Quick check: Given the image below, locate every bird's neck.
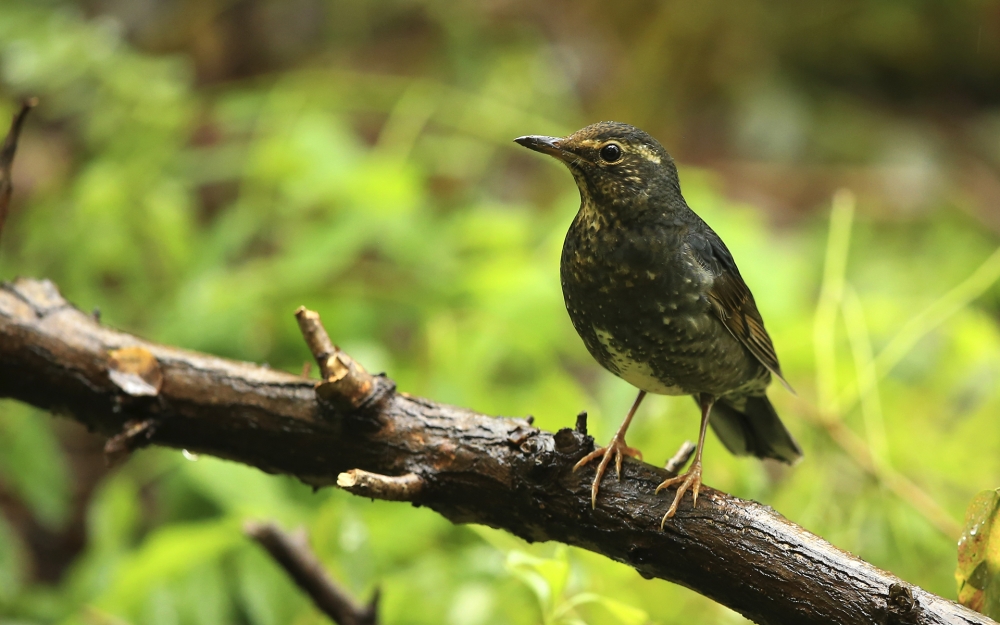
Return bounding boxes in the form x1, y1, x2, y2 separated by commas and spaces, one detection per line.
574, 188, 608, 233
573, 185, 688, 235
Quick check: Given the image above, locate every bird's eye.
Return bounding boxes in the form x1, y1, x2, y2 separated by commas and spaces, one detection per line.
599, 143, 622, 163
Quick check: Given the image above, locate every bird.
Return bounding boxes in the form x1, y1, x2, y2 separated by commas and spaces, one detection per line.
514, 122, 802, 526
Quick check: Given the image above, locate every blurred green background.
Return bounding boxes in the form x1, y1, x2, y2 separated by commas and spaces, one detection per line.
1, 1, 1000, 623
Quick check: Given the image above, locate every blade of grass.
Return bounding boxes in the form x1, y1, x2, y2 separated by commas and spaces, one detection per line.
374, 81, 440, 162
813, 189, 855, 415
797, 400, 962, 540
837, 245, 1000, 413
807, 189, 960, 540
841, 286, 889, 471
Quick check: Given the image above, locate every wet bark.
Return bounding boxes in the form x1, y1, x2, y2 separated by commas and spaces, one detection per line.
0, 277, 991, 625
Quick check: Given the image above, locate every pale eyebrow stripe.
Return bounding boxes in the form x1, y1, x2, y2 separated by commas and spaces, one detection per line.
635, 145, 661, 164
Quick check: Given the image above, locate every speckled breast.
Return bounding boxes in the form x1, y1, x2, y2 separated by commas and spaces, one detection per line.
560, 211, 766, 398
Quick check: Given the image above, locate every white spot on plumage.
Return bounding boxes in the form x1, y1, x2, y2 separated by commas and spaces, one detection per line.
594, 327, 685, 395
686, 316, 705, 333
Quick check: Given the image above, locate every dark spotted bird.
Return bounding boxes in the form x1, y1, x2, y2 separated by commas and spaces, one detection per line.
515, 122, 801, 526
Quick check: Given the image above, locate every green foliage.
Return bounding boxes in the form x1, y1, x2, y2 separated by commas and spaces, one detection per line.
0, 512, 26, 605
957, 490, 1000, 619
0, 404, 71, 530
505, 548, 649, 625
1, 1, 1000, 624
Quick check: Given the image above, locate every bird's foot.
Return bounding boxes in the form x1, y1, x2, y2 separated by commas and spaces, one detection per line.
573, 434, 642, 509
655, 461, 703, 528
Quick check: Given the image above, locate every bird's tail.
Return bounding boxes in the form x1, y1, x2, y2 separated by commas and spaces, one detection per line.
707, 394, 802, 464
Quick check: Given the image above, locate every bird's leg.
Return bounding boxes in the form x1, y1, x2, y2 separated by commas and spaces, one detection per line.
656, 393, 715, 527
573, 390, 646, 508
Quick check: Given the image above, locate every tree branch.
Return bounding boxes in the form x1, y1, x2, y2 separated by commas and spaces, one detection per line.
245, 521, 378, 625
0, 277, 991, 625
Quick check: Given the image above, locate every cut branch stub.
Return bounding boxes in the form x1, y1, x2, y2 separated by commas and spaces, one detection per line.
664, 441, 696, 474
319, 351, 372, 406
337, 469, 424, 502
295, 306, 386, 411
103, 418, 158, 465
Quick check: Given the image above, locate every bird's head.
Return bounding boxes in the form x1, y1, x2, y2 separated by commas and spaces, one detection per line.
515, 121, 681, 211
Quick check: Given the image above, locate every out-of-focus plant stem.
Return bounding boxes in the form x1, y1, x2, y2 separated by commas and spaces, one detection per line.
813, 188, 855, 416
807, 190, 962, 540
838, 245, 1000, 412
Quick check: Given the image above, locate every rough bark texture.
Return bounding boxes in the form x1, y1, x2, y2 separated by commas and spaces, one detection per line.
0, 277, 992, 625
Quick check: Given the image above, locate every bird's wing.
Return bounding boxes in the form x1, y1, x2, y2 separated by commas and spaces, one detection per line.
686, 227, 793, 392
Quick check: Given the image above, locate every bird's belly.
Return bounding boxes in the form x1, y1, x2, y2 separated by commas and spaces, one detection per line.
593, 328, 686, 395
561, 224, 766, 396
564, 274, 762, 396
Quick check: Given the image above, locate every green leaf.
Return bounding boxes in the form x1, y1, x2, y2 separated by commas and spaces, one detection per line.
87, 473, 142, 556
140, 583, 180, 625
0, 512, 26, 604
957, 489, 1000, 617
180, 456, 303, 520
467, 524, 532, 555
0, 402, 71, 529
176, 562, 232, 625
93, 519, 242, 617
60, 472, 143, 607
506, 549, 569, 619
560, 593, 649, 625
236, 545, 307, 625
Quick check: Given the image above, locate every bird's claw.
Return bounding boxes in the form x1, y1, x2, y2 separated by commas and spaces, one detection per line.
573, 435, 642, 508
656, 461, 703, 528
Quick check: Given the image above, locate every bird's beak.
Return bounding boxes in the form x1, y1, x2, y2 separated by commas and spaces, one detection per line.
514, 135, 568, 160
